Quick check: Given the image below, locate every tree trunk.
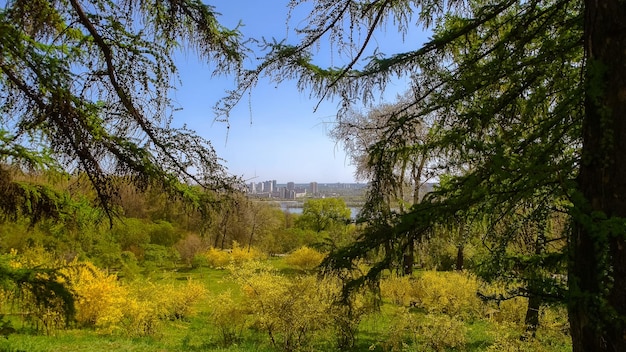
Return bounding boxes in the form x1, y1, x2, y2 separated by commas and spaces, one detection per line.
455, 244, 464, 271
570, 2, 626, 351
402, 237, 414, 276
524, 217, 547, 338
523, 293, 541, 339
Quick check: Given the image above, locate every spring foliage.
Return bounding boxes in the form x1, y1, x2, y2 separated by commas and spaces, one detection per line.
284, 246, 325, 271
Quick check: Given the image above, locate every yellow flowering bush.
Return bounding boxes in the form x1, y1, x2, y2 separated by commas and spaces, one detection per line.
380, 275, 417, 306
230, 241, 265, 264
229, 262, 333, 351
284, 246, 325, 270
62, 261, 127, 333
208, 291, 249, 346
413, 270, 482, 319
204, 247, 231, 268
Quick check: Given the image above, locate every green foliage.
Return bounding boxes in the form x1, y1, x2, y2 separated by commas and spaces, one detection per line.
147, 221, 181, 247
110, 218, 150, 258
208, 291, 248, 346
0, 0, 245, 218
296, 198, 351, 233
0, 250, 75, 334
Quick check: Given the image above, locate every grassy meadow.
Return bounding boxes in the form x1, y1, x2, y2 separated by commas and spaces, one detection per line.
0, 250, 571, 352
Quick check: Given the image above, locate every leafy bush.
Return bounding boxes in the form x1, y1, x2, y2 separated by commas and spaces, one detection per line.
230, 241, 265, 264
285, 246, 325, 270
412, 270, 481, 319
62, 260, 127, 333
208, 291, 248, 346
203, 247, 230, 268
148, 220, 181, 246
231, 262, 332, 351
110, 218, 150, 258
380, 275, 416, 306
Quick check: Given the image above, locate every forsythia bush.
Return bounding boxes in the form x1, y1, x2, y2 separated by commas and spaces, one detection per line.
380, 275, 417, 306
61, 261, 127, 333
204, 247, 231, 268
419, 313, 468, 351
284, 246, 325, 270
226, 261, 373, 351
230, 241, 265, 264
121, 279, 207, 336
384, 308, 467, 352
478, 281, 528, 324
208, 291, 249, 346
161, 279, 207, 320
233, 262, 330, 351
61, 259, 205, 336
412, 270, 482, 319
203, 242, 265, 268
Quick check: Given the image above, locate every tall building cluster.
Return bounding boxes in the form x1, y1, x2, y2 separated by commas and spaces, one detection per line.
247, 179, 368, 199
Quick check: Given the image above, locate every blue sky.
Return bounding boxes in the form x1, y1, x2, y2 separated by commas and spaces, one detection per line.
171, 1, 428, 184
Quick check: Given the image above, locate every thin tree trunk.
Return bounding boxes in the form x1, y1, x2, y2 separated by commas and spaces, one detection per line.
403, 237, 414, 276
455, 244, 464, 271
570, 2, 626, 351
524, 221, 546, 338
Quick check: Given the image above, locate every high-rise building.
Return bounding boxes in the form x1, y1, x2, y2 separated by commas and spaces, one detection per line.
263, 180, 273, 193
287, 182, 295, 191
310, 182, 318, 195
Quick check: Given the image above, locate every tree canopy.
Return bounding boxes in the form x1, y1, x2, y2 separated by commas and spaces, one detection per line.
0, 0, 244, 219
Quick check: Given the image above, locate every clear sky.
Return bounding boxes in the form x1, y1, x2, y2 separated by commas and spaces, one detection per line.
171, 1, 428, 184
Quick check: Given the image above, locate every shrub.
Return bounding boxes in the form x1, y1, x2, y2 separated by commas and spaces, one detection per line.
384, 309, 467, 352
208, 291, 248, 346
148, 220, 181, 246
478, 281, 527, 324
419, 313, 467, 351
412, 270, 481, 319
380, 275, 416, 306
176, 234, 207, 265
62, 261, 128, 333
160, 279, 207, 320
231, 262, 333, 351
230, 241, 265, 264
383, 307, 420, 352
285, 246, 325, 270
204, 247, 231, 268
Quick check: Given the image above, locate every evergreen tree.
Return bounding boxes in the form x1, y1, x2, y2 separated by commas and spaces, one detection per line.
0, 0, 244, 219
